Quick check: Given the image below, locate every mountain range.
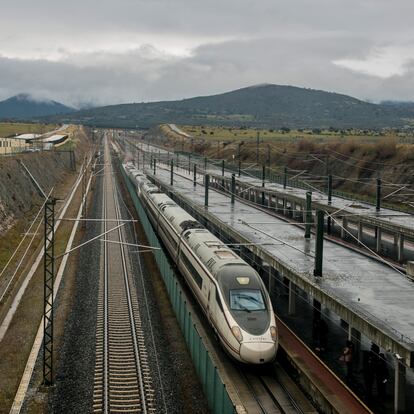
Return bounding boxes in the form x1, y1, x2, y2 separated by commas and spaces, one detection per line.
43, 84, 414, 129
0, 94, 74, 119
4, 85, 414, 129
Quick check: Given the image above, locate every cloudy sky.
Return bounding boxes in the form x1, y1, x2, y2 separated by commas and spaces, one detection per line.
1, 0, 413, 107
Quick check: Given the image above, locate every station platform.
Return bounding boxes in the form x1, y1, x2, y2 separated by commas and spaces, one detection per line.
142, 159, 414, 412
276, 315, 372, 414
139, 144, 414, 265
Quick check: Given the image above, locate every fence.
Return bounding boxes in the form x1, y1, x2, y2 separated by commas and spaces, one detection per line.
120, 162, 236, 414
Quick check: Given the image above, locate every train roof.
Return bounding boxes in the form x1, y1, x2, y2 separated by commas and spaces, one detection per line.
141, 183, 159, 193
162, 204, 201, 235
142, 176, 251, 277
184, 228, 247, 277
148, 192, 176, 207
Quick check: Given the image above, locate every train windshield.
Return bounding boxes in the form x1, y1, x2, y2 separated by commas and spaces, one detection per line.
230, 289, 266, 311
217, 265, 271, 335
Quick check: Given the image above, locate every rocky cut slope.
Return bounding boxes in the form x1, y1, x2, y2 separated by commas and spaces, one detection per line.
0, 151, 75, 235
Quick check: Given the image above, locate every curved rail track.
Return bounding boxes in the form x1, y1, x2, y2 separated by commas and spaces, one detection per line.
93, 139, 155, 414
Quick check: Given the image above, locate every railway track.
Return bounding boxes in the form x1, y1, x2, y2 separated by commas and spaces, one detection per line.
241, 368, 309, 414
93, 138, 155, 414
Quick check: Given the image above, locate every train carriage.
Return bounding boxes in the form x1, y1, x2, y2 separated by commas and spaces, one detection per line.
123, 162, 278, 364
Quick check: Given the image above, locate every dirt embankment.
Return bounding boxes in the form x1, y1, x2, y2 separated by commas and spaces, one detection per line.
0, 127, 89, 237
147, 126, 414, 209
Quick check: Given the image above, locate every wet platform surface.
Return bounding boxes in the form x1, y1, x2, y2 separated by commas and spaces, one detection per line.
149, 164, 414, 355
206, 162, 414, 231
144, 145, 414, 237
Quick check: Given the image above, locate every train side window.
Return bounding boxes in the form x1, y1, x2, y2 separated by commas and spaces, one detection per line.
182, 254, 203, 289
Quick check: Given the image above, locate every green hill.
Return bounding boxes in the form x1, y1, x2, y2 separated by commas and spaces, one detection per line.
44, 84, 414, 129
0, 94, 74, 119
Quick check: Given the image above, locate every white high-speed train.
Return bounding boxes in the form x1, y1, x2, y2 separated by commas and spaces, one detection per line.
123, 162, 278, 364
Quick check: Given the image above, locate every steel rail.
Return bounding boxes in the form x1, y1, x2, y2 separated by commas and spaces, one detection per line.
112, 167, 147, 413
103, 155, 109, 414
94, 136, 154, 414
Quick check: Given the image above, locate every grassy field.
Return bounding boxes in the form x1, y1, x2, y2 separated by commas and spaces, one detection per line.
0, 122, 58, 137
178, 124, 411, 144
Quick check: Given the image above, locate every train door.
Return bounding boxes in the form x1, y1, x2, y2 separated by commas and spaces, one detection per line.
208, 283, 221, 325
208, 283, 227, 341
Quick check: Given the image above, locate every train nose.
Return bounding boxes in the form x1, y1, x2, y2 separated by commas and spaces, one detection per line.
240, 342, 277, 364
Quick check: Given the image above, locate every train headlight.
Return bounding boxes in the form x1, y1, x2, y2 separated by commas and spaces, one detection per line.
270, 326, 278, 342
231, 326, 243, 343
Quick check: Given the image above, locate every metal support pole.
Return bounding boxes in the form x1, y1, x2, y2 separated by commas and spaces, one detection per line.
71, 150, 76, 172
267, 144, 271, 167
283, 166, 287, 189
238, 160, 241, 177
256, 131, 260, 164
288, 280, 296, 315
313, 299, 321, 321
204, 156, 207, 172
150, 155, 153, 169
43, 197, 55, 386
394, 357, 406, 413
221, 159, 225, 187
261, 165, 265, 205
153, 158, 156, 175
327, 174, 332, 234
188, 154, 191, 174
305, 191, 312, 238
231, 174, 235, 204
170, 160, 174, 186
82, 160, 87, 230
328, 174, 332, 205
376, 177, 381, 212
205, 174, 210, 207
193, 164, 197, 187
314, 210, 324, 277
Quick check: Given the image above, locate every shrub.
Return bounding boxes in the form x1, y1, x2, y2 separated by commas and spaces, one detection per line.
296, 139, 315, 152
375, 137, 397, 158
339, 140, 359, 155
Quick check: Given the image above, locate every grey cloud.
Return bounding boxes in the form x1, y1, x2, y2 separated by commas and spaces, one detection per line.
1, 1, 414, 105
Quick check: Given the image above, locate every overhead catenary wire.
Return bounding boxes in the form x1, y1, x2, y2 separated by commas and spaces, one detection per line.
131, 140, 414, 359
113, 161, 169, 413
0, 191, 50, 281
0, 204, 45, 304
324, 210, 406, 278
152, 158, 414, 276
152, 159, 414, 222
